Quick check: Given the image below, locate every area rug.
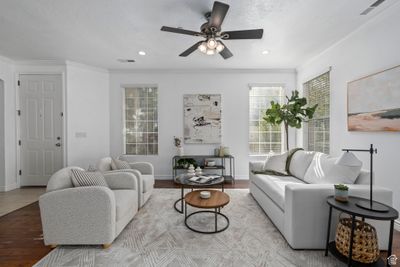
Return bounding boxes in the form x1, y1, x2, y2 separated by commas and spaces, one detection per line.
34, 189, 342, 267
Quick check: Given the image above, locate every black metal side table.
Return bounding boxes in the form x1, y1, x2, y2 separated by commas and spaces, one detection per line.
325, 196, 398, 267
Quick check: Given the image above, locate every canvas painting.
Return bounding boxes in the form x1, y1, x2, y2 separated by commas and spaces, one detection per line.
184, 94, 221, 143
348, 65, 400, 131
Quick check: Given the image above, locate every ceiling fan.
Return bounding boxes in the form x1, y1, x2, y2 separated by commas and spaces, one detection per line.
160, 1, 263, 59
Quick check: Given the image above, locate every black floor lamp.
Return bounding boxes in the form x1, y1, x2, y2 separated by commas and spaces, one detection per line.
336, 144, 389, 212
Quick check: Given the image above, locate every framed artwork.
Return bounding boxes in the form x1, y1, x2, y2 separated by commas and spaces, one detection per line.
183, 94, 221, 143
347, 65, 400, 132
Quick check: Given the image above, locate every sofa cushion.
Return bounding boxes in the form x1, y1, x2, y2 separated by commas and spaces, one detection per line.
251, 174, 304, 210
113, 190, 137, 220
304, 152, 362, 184
70, 169, 108, 188
263, 152, 288, 175
142, 175, 154, 193
288, 150, 316, 180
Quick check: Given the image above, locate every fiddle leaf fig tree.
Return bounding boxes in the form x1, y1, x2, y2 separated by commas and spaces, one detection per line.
263, 90, 318, 151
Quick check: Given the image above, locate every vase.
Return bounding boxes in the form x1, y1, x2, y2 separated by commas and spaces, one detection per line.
177, 147, 184, 156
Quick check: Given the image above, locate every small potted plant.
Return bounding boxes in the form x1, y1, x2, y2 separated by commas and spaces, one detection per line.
334, 184, 349, 202
174, 136, 184, 156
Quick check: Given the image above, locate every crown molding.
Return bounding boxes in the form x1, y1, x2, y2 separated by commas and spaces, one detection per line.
66, 60, 109, 74
108, 68, 296, 74
0, 54, 15, 64
13, 59, 67, 66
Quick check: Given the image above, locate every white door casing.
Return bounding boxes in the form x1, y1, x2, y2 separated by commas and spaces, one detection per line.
19, 74, 63, 186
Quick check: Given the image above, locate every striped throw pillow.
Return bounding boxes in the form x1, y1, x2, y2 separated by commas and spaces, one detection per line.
70, 169, 108, 187
112, 158, 131, 170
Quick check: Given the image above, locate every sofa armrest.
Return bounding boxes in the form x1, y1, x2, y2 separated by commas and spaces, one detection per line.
249, 161, 264, 173
103, 171, 138, 190
39, 186, 116, 245
284, 183, 392, 249
128, 162, 154, 175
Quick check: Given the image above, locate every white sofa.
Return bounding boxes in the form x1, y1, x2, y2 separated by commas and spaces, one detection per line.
96, 157, 154, 208
39, 167, 138, 247
249, 150, 393, 250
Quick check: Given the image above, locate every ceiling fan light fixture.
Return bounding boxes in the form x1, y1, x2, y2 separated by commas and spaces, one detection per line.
198, 42, 207, 53
207, 38, 218, 49
216, 42, 224, 52
206, 48, 216, 55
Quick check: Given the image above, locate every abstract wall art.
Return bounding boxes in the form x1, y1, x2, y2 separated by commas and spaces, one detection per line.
183, 94, 221, 143
347, 65, 400, 132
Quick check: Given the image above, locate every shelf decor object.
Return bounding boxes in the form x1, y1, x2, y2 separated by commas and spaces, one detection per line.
336, 144, 388, 212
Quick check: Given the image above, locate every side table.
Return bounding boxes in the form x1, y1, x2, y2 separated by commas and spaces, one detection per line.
325, 196, 398, 267
174, 174, 224, 213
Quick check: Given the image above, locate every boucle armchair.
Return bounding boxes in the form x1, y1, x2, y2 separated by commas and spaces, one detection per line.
96, 157, 154, 208
39, 167, 138, 248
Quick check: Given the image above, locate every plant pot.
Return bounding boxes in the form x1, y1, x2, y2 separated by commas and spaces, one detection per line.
335, 189, 349, 202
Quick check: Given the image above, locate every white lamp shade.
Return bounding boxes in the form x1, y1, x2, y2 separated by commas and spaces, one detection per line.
335, 151, 362, 167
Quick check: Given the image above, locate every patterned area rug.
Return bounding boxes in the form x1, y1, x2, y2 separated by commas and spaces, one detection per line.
34, 189, 343, 267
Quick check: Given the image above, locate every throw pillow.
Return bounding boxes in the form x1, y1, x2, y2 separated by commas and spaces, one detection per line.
263, 152, 288, 175
87, 165, 97, 172
288, 150, 316, 180
70, 169, 108, 187
304, 152, 362, 184
112, 158, 131, 170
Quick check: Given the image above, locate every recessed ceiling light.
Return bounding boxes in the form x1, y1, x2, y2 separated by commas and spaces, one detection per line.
117, 59, 135, 63
138, 51, 146, 56
262, 50, 270, 55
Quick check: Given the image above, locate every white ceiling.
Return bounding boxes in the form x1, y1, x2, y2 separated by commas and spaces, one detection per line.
0, 0, 396, 70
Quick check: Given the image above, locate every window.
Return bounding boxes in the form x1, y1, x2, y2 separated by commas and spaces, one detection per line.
124, 86, 158, 155
303, 72, 330, 153
249, 86, 284, 155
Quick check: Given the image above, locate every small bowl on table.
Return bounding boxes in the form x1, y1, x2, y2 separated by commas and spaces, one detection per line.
200, 191, 211, 199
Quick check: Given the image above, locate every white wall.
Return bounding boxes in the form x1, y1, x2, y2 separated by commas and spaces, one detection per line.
109, 70, 296, 179
66, 62, 110, 168
0, 56, 17, 191
297, 3, 400, 212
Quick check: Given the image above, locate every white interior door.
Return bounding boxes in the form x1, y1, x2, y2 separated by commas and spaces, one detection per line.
19, 74, 63, 186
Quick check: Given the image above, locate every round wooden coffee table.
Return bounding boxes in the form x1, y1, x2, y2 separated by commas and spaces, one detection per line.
184, 190, 230, 234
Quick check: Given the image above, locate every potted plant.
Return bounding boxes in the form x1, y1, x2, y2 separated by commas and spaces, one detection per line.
263, 90, 317, 151
334, 184, 349, 202
176, 158, 197, 169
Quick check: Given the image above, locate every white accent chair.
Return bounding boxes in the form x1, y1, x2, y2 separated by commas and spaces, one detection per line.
39, 167, 138, 248
96, 157, 154, 208
249, 150, 393, 250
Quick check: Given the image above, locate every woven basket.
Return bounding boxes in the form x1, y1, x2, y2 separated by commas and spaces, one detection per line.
335, 216, 380, 263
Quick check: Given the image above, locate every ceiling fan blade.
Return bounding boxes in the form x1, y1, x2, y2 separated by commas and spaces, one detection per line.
209, 1, 229, 29
179, 41, 203, 57
161, 26, 202, 36
221, 29, 264, 40
219, 42, 233, 59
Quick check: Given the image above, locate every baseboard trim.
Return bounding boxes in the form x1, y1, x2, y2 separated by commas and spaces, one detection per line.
0, 183, 19, 192
395, 220, 400, 232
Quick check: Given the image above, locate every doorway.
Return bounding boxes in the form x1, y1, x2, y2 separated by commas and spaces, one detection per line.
19, 74, 63, 186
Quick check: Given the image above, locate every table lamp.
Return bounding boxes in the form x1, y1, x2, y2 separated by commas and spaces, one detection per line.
336, 144, 388, 212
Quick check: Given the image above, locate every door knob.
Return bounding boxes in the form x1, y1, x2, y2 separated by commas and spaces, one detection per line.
55, 143, 61, 147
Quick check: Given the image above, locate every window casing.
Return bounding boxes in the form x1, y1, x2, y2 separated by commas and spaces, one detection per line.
123, 86, 158, 155
303, 72, 330, 153
249, 86, 284, 155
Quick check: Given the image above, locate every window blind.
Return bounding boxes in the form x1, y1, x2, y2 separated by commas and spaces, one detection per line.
303, 72, 330, 153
